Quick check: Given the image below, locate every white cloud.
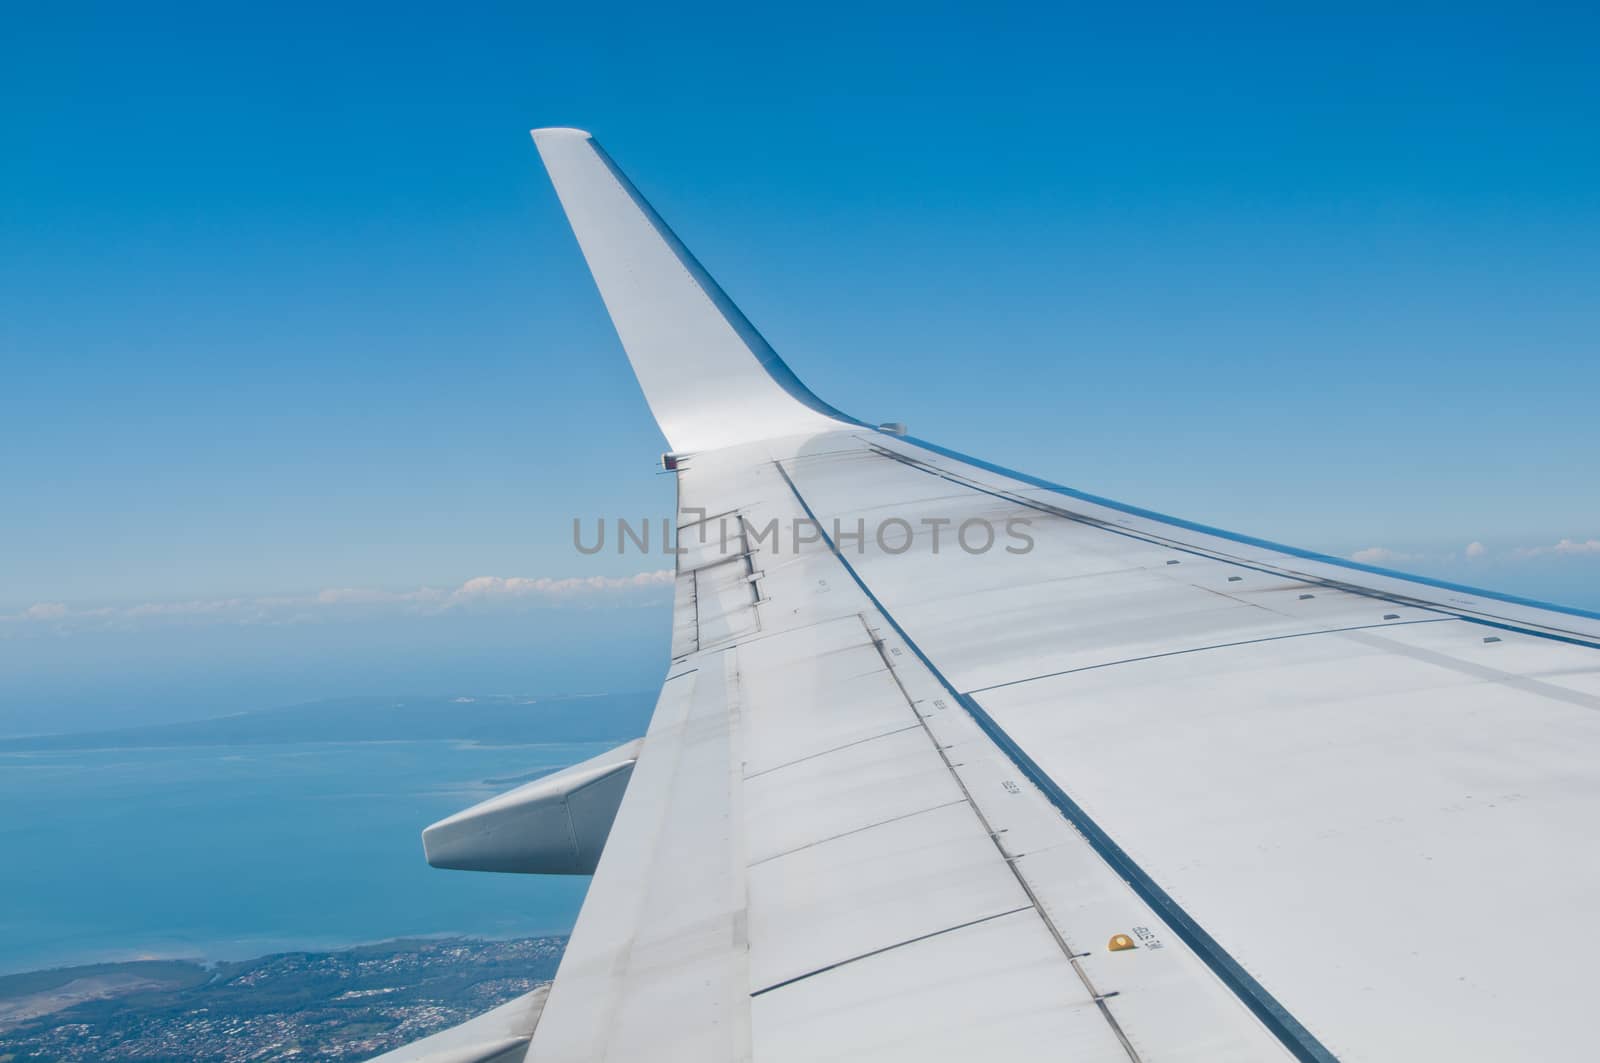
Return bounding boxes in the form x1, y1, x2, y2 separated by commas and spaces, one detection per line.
313, 586, 444, 606
1348, 537, 1600, 565
453, 572, 673, 601
1512, 538, 1600, 559
1350, 547, 1413, 564
124, 597, 251, 618
0, 571, 675, 635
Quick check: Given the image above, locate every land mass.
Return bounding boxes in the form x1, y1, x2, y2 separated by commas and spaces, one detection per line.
0, 936, 564, 1062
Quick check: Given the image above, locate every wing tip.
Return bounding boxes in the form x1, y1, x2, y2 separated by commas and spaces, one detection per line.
530, 126, 593, 142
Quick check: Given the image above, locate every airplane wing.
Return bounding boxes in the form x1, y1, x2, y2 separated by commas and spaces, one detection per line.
376, 129, 1600, 1063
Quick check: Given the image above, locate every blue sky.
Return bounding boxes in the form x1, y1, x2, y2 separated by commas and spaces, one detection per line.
3, 3, 1598, 732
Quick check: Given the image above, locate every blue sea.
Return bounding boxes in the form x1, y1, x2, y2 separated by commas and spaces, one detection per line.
0, 740, 603, 975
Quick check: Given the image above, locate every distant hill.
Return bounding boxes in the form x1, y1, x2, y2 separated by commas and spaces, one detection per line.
0, 693, 655, 751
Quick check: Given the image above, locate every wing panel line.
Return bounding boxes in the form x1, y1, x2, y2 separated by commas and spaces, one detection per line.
964, 617, 1455, 694
742, 722, 922, 780
746, 798, 970, 868
749, 906, 1034, 997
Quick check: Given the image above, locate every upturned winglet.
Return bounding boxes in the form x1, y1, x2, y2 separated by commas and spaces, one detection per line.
531, 128, 862, 453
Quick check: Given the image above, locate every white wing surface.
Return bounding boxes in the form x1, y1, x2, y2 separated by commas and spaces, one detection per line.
386, 130, 1600, 1063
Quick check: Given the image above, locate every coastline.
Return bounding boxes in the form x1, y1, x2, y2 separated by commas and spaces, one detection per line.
0, 923, 577, 981
0, 934, 568, 1059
